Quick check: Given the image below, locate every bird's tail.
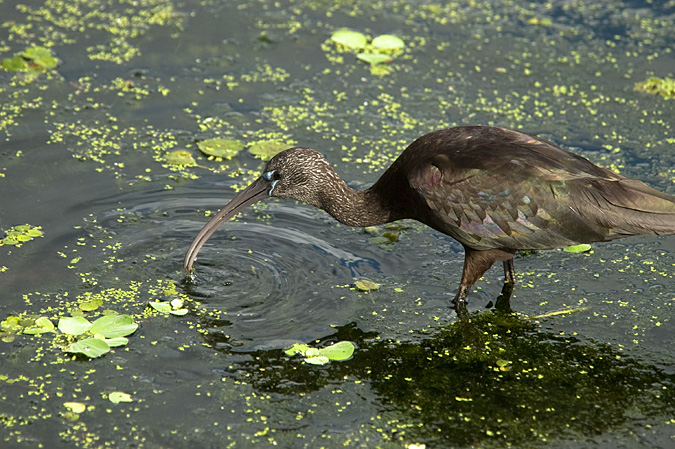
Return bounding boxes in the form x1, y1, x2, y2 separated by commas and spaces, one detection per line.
573, 178, 675, 238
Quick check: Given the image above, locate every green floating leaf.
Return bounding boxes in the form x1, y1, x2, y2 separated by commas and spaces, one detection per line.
355, 279, 380, 292
304, 355, 330, 365
527, 17, 553, 26
319, 341, 355, 361
79, 298, 102, 312
63, 402, 86, 414
165, 150, 197, 166
371, 35, 405, 51
563, 243, 592, 253
90, 314, 138, 338
286, 341, 356, 364
1, 56, 27, 71
148, 301, 172, 313
248, 140, 288, 161
169, 309, 189, 316
356, 52, 392, 66
23, 316, 55, 335
108, 391, 133, 404
330, 30, 368, 50
104, 337, 129, 347
22, 46, 58, 69
285, 343, 311, 356
58, 316, 92, 336
65, 338, 110, 358
197, 138, 244, 159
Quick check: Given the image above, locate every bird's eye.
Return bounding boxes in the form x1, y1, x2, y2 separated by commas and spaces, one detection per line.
262, 170, 276, 181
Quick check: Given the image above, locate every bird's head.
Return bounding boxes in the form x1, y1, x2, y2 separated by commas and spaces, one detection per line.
262, 147, 336, 207
184, 147, 334, 271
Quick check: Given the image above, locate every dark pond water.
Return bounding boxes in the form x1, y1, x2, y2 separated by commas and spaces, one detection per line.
1, 0, 674, 447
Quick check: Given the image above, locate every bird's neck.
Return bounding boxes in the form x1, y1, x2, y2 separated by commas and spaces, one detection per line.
318, 174, 409, 227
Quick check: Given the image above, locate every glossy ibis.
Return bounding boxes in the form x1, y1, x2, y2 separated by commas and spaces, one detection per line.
185, 126, 675, 309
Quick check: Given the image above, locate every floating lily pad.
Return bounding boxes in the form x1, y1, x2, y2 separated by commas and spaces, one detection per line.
197, 138, 244, 159
248, 140, 288, 160
58, 316, 92, 336
331, 30, 368, 50
356, 52, 392, 66
355, 279, 381, 292
371, 35, 405, 51
89, 314, 138, 338
65, 338, 110, 358
563, 243, 592, 253
165, 150, 197, 166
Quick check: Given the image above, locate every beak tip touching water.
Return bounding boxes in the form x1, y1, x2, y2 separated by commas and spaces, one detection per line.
183, 176, 270, 274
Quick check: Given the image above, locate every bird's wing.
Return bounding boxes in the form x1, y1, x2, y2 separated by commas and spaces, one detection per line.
404, 130, 620, 250
410, 161, 604, 250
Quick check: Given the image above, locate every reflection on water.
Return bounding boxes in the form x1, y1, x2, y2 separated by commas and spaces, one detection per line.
230, 312, 675, 448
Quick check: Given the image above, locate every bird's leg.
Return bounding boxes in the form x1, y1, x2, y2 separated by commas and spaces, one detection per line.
494, 258, 515, 313
453, 248, 515, 310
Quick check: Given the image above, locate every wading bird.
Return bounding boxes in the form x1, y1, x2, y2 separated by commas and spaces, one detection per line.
185, 126, 675, 310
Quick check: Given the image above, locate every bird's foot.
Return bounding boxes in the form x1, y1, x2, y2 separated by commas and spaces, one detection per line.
452, 285, 471, 319
493, 281, 514, 313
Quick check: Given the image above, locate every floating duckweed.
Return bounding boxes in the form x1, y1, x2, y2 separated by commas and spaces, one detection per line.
634, 77, 675, 99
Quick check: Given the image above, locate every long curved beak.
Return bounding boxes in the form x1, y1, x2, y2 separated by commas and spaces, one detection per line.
184, 177, 270, 271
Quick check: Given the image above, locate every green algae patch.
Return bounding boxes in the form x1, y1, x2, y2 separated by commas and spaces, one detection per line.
285, 341, 356, 365
197, 138, 244, 159
0, 224, 44, 247
634, 76, 675, 100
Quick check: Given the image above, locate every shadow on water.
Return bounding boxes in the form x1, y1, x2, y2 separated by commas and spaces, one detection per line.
213, 312, 675, 447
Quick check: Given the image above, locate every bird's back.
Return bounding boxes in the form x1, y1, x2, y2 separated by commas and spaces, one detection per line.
392, 126, 675, 251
